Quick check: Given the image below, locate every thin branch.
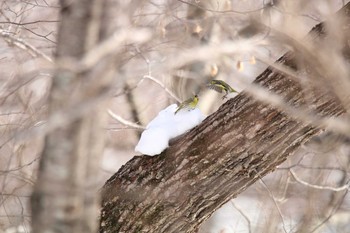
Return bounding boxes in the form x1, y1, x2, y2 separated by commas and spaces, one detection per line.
241, 81, 350, 137
176, 0, 266, 14
309, 191, 348, 233
255, 55, 307, 85
143, 75, 181, 102
54, 28, 151, 72
78, 28, 152, 70
22, 27, 57, 44
271, 5, 322, 22
0, 83, 113, 149
107, 109, 145, 130
230, 201, 252, 233
259, 178, 288, 233
0, 157, 39, 174
114, 78, 144, 97
289, 169, 350, 192
0, 29, 53, 62
278, 164, 346, 173
0, 20, 59, 26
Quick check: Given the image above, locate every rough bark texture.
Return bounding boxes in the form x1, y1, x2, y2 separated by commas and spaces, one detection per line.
100, 3, 350, 233
31, 0, 108, 233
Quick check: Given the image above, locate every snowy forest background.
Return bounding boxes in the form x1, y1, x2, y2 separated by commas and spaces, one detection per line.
1, 0, 350, 233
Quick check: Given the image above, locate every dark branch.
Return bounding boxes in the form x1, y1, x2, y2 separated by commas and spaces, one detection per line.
99, 3, 350, 233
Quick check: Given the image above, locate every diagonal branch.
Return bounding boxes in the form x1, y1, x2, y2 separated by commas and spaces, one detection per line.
0, 28, 53, 62
99, 3, 350, 233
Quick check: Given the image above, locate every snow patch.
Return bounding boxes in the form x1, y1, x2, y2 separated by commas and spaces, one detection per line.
135, 104, 205, 156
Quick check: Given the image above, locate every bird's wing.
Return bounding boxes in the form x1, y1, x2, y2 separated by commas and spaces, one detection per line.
175, 98, 192, 114
228, 86, 236, 93
208, 85, 223, 93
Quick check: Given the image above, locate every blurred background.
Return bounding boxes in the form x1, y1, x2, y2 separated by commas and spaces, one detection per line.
1, 0, 349, 232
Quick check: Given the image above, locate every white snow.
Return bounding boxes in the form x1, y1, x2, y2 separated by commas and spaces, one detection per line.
135, 104, 205, 156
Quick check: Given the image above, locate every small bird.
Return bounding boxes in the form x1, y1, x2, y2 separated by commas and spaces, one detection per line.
175, 94, 199, 114
206, 79, 237, 99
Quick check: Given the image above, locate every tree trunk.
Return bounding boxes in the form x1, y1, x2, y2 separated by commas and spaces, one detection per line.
99, 3, 350, 233
31, 0, 109, 233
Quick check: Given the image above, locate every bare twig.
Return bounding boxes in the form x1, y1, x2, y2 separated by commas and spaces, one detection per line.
0, 28, 53, 62
107, 109, 145, 130
0, 157, 39, 174
176, 0, 265, 14
0, 20, 59, 25
258, 178, 288, 233
241, 81, 350, 137
309, 191, 348, 233
289, 169, 349, 192
79, 28, 152, 70
113, 74, 181, 103
143, 75, 181, 102
230, 201, 252, 233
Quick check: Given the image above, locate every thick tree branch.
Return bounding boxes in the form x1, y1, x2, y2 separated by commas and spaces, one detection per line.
100, 3, 350, 233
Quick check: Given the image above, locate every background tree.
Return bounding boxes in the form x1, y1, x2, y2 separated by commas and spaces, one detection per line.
29, 0, 111, 232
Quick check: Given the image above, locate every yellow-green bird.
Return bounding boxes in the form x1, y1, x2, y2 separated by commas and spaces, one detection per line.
207, 79, 237, 99
175, 94, 199, 114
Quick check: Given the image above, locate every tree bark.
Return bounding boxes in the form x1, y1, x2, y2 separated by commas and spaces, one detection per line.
99, 3, 350, 233
31, 0, 109, 233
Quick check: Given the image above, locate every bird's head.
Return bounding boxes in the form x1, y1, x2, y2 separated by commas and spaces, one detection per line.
193, 94, 199, 104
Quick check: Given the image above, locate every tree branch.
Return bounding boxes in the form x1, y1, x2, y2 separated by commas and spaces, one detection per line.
100, 3, 350, 233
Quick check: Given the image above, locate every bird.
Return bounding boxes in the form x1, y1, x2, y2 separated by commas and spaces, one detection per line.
206, 79, 237, 99
174, 94, 199, 114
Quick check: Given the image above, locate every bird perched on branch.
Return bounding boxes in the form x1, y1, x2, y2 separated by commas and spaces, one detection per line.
206, 79, 237, 99
175, 94, 199, 114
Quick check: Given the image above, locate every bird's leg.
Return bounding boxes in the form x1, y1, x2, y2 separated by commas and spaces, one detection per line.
222, 91, 229, 99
